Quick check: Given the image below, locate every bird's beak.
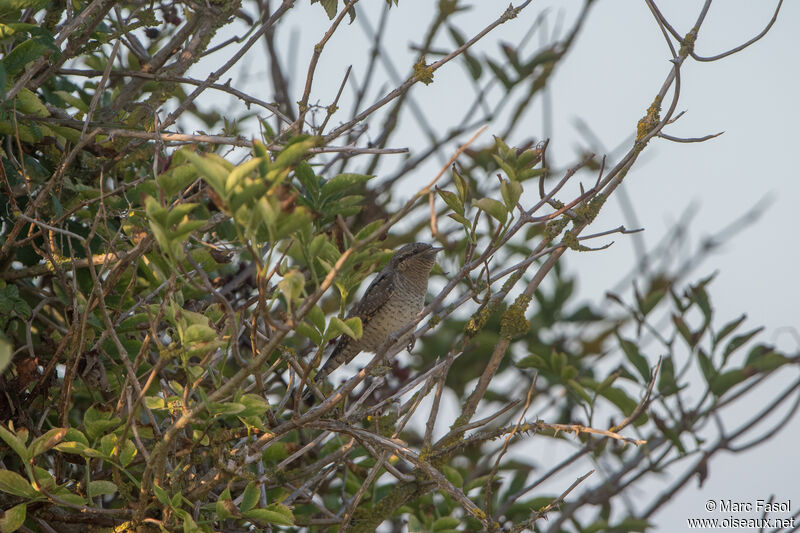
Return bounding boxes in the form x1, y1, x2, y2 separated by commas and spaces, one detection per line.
429, 246, 443, 253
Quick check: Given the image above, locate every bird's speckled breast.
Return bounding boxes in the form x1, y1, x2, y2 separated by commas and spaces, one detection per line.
358, 273, 424, 352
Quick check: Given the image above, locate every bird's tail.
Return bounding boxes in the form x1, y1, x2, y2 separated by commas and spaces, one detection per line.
300, 369, 326, 406
301, 338, 353, 405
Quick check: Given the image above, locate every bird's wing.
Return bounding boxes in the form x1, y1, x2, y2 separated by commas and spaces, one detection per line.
347, 269, 395, 326
316, 269, 395, 380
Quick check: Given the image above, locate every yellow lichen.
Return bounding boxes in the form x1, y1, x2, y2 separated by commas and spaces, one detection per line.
500, 294, 532, 339
679, 30, 697, 57
573, 193, 606, 224
464, 305, 492, 337
561, 230, 591, 252
636, 97, 662, 143
413, 56, 435, 85
545, 216, 569, 240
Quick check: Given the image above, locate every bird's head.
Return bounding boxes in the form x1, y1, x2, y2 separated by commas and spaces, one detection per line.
391, 242, 442, 276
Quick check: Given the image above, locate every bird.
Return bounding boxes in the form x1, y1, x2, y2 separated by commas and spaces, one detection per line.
312, 242, 442, 389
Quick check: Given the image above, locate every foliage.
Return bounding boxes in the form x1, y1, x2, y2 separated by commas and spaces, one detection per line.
0, 0, 795, 532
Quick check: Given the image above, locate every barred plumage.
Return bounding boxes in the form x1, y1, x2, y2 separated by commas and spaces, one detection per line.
314, 242, 441, 385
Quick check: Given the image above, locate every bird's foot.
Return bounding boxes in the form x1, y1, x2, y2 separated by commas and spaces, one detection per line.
369, 364, 391, 377
406, 337, 416, 352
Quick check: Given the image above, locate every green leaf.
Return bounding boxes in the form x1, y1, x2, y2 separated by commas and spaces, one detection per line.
486, 59, 512, 89
240, 482, 260, 513
0, 502, 26, 533
447, 212, 471, 227
344, 317, 363, 339
98, 433, 117, 458
500, 178, 522, 210
181, 512, 202, 533
54, 441, 88, 456
255, 196, 276, 229
0, 120, 42, 142
316, 256, 334, 274
598, 387, 645, 425
307, 305, 326, 332
638, 286, 667, 317
710, 369, 747, 397
320, 173, 373, 199
653, 415, 685, 454
237, 394, 270, 417
87, 480, 117, 499
657, 356, 679, 396
722, 327, 763, 363
517, 147, 542, 169
226, 157, 264, 191
242, 503, 294, 526
0, 0, 50, 15
296, 322, 323, 345
0, 471, 38, 499
157, 163, 199, 198
33, 467, 54, 492
183, 151, 229, 197
275, 207, 313, 239
326, 316, 360, 341
714, 314, 746, 348
492, 154, 518, 181
690, 284, 712, 322
549, 351, 567, 375
28, 428, 67, 458
50, 486, 85, 506
53, 90, 89, 113
15, 88, 49, 117
294, 161, 318, 193
0, 338, 11, 374
696, 348, 715, 385
119, 438, 137, 468
593, 372, 619, 393
12, 299, 30, 320
1, 39, 49, 76
153, 484, 171, 506
672, 314, 694, 347
0, 23, 31, 39
62, 428, 89, 447
436, 187, 464, 216
451, 166, 468, 201
317, 0, 338, 19
269, 138, 317, 177
250, 138, 268, 158
144, 396, 167, 410
83, 405, 121, 442
144, 195, 168, 225
207, 402, 245, 416
745, 345, 788, 372
433, 517, 461, 531
465, 474, 493, 491
165, 202, 198, 228
216, 487, 237, 519
516, 354, 547, 370
441, 465, 462, 488
616, 334, 651, 383
262, 442, 289, 464
473, 198, 507, 224
567, 378, 592, 404
0, 425, 28, 462
278, 269, 305, 307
